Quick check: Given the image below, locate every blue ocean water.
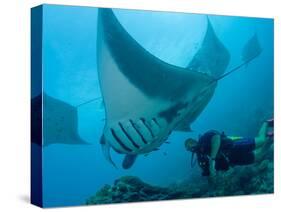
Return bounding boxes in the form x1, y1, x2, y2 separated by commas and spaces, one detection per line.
40, 5, 273, 207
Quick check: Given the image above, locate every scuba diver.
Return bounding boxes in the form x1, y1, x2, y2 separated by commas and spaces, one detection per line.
185, 119, 273, 179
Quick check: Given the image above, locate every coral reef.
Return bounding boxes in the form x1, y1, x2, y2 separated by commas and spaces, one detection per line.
207, 158, 273, 197
86, 176, 187, 204
86, 149, 273, 205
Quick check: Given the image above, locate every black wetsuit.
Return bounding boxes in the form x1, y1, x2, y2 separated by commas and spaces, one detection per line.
197, 130, 255, 176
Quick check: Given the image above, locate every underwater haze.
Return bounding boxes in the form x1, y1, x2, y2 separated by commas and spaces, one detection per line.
38, 5, 273, 207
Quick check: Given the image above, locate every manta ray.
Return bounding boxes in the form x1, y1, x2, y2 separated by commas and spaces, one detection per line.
31, 93, 88, 146
96, 8, 230, 169
97, 8, 230, 169
97, 8, 260, 169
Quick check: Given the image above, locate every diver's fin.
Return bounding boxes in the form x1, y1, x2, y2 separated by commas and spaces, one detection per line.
174, 120, 192, 132
122, 154, 138, 169
100, 135, 117, 168
266, 118, 274, 127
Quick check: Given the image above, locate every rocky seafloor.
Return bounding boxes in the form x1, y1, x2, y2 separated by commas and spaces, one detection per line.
86, 145, 273, 205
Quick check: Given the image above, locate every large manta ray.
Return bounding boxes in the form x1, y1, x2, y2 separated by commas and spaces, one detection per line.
97, 8, 231, 169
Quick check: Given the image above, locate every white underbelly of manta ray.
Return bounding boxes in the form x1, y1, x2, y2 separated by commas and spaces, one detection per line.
100, 41, 191, 155
104, 116, 169, 154
102, 85, 214, 156
99, 45, 214, 167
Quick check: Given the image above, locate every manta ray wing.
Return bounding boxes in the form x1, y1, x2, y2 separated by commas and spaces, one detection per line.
97, 9, 219, 167
242, 33, 262, 64
41, 93, 88, 146
188, 17, 230, 78
175, 17, 231, 132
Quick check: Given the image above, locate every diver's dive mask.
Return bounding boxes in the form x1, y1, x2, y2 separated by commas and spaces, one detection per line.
185, 138, 198, 152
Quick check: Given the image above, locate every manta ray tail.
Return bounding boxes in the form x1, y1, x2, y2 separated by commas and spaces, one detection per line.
75, 96, 102, 108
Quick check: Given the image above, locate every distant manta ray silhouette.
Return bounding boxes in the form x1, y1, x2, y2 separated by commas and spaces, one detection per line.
31, 93, 88, 146
97, 9, 262, 169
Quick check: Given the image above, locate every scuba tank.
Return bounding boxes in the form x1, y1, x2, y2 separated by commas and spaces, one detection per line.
190, 131, 232, 176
